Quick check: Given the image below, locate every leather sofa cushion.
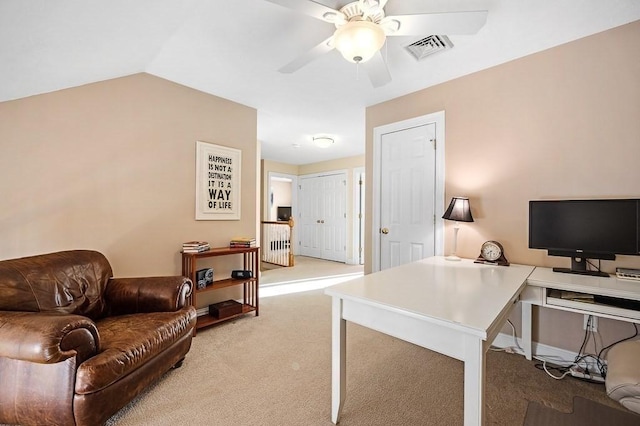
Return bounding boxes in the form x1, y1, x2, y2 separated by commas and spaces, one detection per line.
75, 308, 195, 395
0, 250, 111, 319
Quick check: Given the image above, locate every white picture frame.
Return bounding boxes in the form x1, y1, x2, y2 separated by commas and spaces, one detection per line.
195, 141, 241, 220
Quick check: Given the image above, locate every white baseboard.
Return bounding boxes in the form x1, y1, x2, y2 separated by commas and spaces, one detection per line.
491, 332, 599, 369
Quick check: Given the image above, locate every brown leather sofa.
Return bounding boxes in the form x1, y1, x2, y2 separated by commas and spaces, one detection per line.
0, 250, 197, 426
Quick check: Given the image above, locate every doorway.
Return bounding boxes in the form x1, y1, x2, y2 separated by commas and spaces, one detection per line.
372, 111, 445, 272
266, 172, 298, 259
298, 172, 347, 263
268, 174, 294, 221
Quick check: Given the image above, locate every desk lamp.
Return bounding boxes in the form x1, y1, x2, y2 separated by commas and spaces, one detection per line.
442, 196, 474, 261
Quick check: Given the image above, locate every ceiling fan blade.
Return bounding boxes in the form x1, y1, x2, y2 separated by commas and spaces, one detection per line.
263, 0, 343, 23
384, 10, 488, 36
362, 51, 391, 88
279, 36, 335, 74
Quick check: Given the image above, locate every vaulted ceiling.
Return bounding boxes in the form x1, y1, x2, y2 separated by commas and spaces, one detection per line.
1, 1, 639, 165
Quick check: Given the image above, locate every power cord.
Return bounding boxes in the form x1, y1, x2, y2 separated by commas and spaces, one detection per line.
489, 319, 523, 354
596, 323, 638, 378
536, 318, 638, 383
489, 320, 581, 380
488, 315, 639, 384
586, 259, 605, 274
533, 358, 572, 380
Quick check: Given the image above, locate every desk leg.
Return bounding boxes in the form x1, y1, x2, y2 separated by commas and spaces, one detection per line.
464, 336, 485, 426
522, 302, 533, 361
331, 296, 346, 424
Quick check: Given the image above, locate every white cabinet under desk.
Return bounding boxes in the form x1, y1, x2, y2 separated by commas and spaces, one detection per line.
520, 266, 640, 360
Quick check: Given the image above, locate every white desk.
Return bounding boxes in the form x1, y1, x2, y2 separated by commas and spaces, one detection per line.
521, 267, 640, 360
325, 257, 535, 425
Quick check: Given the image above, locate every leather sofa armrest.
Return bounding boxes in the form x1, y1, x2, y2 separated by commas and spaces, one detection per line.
0, 311, 99, 364
106, 276, 193, 315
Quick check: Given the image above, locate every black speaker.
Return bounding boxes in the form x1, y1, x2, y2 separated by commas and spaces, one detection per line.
231, 270, 252, 279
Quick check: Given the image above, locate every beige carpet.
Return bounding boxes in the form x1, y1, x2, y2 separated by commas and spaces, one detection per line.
260, 256, 364, 285
105, 281, 633, 426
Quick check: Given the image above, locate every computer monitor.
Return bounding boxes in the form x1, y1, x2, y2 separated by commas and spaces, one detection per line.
529, 199, 640, 276
277, 206, 291, 221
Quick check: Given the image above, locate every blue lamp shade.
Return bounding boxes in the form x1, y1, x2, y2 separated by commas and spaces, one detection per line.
442, 197, 474, 222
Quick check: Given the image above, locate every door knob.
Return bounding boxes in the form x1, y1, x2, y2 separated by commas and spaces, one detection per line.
381, 227, 389, 234
321, 220, 325, 224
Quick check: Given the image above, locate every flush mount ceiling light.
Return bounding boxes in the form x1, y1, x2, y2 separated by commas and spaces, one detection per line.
313, 136, 334, 148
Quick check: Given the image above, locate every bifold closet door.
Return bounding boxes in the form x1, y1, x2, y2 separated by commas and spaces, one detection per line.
299, 173, 346, 262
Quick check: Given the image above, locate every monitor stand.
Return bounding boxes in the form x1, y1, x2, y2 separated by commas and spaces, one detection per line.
552, 256, 609, 278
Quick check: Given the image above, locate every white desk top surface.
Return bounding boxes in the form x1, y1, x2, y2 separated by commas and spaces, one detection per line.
325, 257, 535, 338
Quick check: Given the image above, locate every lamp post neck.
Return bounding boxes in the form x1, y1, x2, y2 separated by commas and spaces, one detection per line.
452, 221, 460, 256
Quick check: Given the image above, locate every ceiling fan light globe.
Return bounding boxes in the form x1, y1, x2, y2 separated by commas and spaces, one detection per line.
333, 20, 386, 63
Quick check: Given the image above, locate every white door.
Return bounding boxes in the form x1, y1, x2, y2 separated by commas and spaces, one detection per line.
299, 176, 323, 258
379, 124, 437, 270
321, 173, 347, 262
299, 173, 347, 262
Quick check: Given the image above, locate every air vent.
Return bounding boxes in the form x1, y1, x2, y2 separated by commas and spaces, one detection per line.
405, 35, 453, 61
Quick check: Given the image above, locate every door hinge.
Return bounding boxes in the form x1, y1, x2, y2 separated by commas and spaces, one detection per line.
343, 180, 347, 186
431, 138, 436, 150
344, 213, 347, 218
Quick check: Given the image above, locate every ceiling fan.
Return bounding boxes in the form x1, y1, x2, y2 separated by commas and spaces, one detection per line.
265, 0, 488, 87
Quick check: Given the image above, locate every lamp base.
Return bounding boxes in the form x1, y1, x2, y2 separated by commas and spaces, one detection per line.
445, 255, 462, 261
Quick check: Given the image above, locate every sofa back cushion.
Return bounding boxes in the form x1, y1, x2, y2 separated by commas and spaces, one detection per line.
0, 250, 112, 320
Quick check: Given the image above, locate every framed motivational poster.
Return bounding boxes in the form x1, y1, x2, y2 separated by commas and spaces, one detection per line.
195, 141, 241, 220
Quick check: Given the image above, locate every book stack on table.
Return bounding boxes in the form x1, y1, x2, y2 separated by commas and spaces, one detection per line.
229, 237, 256, 248
182, 241, 210, 253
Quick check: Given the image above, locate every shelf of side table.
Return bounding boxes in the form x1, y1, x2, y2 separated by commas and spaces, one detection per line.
181, 246, 259, 336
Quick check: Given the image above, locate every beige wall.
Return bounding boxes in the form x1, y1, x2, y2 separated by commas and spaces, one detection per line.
297, 155, 365, 176
0, 73, 259, 308
366, 21, 640, 352
269, 180, 292, 221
